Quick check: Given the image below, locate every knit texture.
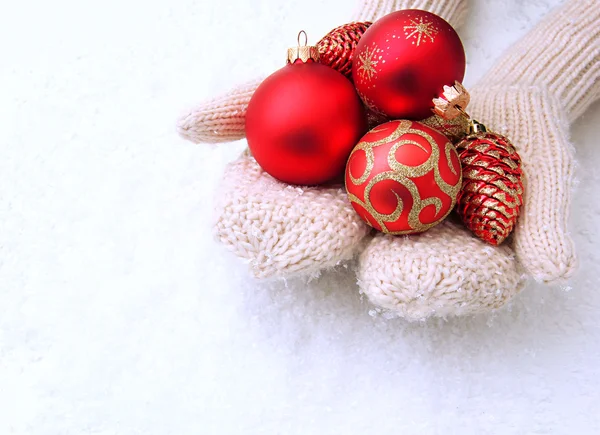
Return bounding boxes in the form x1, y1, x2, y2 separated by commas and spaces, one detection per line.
470, 86, 577, 282
178, 78, 261, 144
466, 0, 600, 281
480, 0, 600, 122
214, 151, 371, 278
357, 219, 525, 321
177, 0, 467, 144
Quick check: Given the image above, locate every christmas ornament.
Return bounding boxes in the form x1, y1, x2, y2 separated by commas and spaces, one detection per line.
431, 85, 525, 246
345, 119, 462, 235
246, 31, 366, 185
455, 121, 524, 245
317, 22, 387, 129
317, 22, 372, 79
352, 10, 466, 120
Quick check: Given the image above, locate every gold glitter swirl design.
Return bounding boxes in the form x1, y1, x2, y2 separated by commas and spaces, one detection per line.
346, 121, 462, 235
348, 122, 410, 185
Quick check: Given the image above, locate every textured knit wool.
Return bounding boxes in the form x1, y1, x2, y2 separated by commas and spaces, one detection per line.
214, 150, 371, 278
179, 0, 599, 319
480, 0, 600, 123
467, 0, 600, 281
178, 78, 262, 144
357, 0, 599, 316
357, 219, 524, 321
469, 87, 577, 282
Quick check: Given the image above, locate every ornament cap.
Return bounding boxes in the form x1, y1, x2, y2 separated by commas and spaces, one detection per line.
287, 30, 320, 64
468, 119, 488, 135
432, 81, 471, 120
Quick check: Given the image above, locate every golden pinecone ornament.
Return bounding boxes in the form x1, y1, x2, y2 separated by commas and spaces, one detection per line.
455, 121, 524, 245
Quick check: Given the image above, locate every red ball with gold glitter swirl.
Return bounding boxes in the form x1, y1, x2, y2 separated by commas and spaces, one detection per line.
345, 120, 462, 235
352, 10, 466, 120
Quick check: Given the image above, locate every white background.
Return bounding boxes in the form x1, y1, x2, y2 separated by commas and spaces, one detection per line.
1, 0, 600, 433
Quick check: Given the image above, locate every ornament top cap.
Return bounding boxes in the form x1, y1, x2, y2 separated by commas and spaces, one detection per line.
432, 81, 470, 120
287, 30, 320, 64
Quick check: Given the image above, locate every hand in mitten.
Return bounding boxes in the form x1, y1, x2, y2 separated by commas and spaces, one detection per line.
358, 0, 599, 319
178, 0, 599, 320
178, 0, 468, 279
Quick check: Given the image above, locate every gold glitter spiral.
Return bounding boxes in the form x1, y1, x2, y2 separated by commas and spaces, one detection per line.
346, 121, 462, 235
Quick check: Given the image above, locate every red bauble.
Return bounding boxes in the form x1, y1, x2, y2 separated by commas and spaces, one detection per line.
345, 120, 462, 235
352, 10, 466, 120
246, 60, 366, 185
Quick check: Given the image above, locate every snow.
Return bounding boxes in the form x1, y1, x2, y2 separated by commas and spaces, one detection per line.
1, 0, 599, 433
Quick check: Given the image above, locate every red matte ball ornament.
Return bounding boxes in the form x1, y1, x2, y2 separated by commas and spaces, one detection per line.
352, 10, 466, 120
246, 32, 367, 186
345, 120, 462, 235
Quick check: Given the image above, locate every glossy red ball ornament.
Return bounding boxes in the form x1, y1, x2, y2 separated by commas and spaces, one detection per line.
352, 10, 466, 120
246, 51, 366, 185
345, 120, 462, 235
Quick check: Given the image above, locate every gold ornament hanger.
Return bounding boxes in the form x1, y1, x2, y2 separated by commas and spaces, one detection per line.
287, 30, 320, 64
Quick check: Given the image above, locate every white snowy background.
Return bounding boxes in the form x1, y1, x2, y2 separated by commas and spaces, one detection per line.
1, 0, 599, 433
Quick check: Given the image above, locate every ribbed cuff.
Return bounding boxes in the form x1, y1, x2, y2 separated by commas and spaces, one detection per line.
481, 0, 600, 121
177, 78, 262, 144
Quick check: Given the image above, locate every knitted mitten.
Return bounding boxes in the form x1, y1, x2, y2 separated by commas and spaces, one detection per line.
214, 150, 371, 278
472, 0, 600, 281
179, 0, 599, 319
358, 0, 600, 319
178, 0, 469, 279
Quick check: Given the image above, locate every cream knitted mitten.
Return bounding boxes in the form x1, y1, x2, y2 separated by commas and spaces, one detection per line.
214, 150, 371, 278
179, 0, 599, 319
358, 0, 599, 319
471, 0, 600, 282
